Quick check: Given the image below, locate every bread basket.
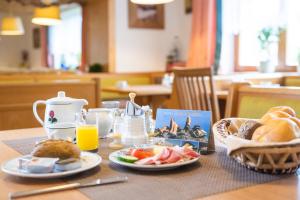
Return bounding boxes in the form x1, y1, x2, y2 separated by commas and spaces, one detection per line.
213, 118, 300, 174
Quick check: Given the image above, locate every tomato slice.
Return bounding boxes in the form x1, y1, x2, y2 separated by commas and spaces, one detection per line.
131, 149, 154, 160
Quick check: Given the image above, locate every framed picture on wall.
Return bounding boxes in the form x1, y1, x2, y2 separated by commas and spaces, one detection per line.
128, 1, 164, 29
185, 0, 192, 14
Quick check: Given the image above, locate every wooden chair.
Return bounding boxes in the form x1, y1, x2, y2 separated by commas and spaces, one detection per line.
276, 65, 298, 72
225, 82, 300, 118
282, 75, 300, 87
172, 68, 220, 123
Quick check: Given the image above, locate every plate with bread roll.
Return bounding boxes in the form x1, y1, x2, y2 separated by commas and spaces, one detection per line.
1, 140, 102, 178
213, 106, 300, 174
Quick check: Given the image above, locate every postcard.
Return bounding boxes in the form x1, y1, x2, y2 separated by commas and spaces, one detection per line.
153, 109, 211, 151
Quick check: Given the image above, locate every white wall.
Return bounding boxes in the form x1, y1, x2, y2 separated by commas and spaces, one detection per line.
114, 0, 191, 72
0, 10, 42, 69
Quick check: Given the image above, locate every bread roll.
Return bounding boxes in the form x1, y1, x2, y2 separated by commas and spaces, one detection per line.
31, 139, 81, 160
266, 106, 296, 117
252, 118, 299, 142
238, 120, 262, 140
289, 116, 300, 130
261, 111, 291, 124
227, 118, 245, 134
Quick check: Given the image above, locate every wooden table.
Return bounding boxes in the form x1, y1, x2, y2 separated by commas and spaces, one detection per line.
103, 85, 173, 116
102, 84, 228, 99
0, 128, 298, 200
103, 85, 172, 96
102, 85, 228, 116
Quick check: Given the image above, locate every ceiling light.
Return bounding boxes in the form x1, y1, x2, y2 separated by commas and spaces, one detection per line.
130, 0, 174, 5
1, 16, 24, 35
32, 6, 61, 26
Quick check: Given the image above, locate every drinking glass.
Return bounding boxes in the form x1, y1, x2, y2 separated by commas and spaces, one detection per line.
75, 112, 99, 152
76, 125, 98, 151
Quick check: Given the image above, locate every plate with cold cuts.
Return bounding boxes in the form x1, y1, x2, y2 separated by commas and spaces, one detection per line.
109, 145, 200, 171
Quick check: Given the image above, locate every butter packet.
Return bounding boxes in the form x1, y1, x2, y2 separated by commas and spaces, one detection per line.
19, 156, 59, 174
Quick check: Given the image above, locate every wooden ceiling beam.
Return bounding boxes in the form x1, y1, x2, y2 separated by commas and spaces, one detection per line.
9, 0, 86, 7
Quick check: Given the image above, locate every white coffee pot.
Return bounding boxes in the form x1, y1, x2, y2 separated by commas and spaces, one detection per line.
33, 91, 88, 139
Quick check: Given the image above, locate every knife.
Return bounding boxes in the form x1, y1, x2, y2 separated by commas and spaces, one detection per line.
9, 176, 128, 199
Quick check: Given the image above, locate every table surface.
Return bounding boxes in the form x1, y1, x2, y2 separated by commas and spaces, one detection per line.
0, 128, 298, 200
102, 84, 228, 99
102, 84, 172, 96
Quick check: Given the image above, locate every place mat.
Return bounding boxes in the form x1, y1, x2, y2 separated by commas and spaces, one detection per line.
3, 137, 292, 200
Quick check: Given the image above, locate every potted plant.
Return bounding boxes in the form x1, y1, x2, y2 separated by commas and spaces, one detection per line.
257, 27, 284, 73
88, 63, 104, 73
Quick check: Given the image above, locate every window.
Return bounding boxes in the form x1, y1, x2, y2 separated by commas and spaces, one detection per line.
48, 4, 82, 70
238, 0, 283, 67
286, 0, 300, 66
220, 0, 299, 73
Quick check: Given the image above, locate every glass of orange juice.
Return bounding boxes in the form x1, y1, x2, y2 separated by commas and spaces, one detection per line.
75, 113, 99, 152
76, 125, 98, 152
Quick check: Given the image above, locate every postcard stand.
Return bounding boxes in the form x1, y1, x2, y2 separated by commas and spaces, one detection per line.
206, 127, 215, 154
153, 109, 213, 154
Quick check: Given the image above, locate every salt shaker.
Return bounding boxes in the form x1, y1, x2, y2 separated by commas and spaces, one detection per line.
142, 105, 154, 134
121, 93, 148, 146
113, 109, 124, 131
107, 108, 125, 150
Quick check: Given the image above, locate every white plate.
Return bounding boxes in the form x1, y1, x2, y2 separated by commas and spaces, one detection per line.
109, 148, 200, 171
1, 152, 102, 179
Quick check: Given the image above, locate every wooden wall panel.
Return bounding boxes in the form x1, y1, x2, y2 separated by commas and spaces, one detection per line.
0, 81, 97, 130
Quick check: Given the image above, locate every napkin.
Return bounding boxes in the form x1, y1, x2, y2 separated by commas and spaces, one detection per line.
225, 135, 300, 155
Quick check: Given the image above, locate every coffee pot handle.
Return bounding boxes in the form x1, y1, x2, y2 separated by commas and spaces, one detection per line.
33, 100, 46, 126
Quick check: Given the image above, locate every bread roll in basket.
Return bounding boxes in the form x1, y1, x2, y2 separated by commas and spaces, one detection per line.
213, 118, 300, 174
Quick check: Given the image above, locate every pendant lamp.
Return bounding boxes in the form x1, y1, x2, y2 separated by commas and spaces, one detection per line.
32, 6, 61, 26
1, 16, 24, 35
130, 0, 174, 4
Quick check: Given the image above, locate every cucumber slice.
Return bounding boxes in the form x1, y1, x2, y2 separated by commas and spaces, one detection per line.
118, 155, 138, 163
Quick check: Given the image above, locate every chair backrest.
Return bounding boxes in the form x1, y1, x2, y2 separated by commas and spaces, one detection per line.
225, 82, 300, 118
172, 68, 220, 123
283, 75, 300, 87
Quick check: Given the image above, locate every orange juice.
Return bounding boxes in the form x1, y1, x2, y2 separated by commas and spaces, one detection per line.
76, 125, 99, 151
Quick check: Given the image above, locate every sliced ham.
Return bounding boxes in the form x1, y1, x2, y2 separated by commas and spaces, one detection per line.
157, 147, 171, 161
135, 157, 156, 165
183, 148, 200, 158
172, 146, 200, 159
162, 149, 182, 164
135, 148, 169, 165
134, 146, 199, 165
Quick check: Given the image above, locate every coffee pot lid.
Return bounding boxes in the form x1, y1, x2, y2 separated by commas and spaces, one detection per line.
125, 93, 144, 116
46, 91, 88, 105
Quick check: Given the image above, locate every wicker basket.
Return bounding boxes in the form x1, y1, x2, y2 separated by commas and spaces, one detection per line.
213, 118, 300, 174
